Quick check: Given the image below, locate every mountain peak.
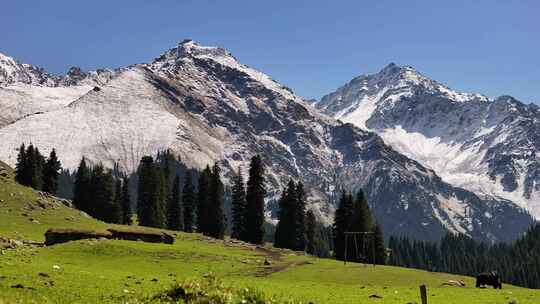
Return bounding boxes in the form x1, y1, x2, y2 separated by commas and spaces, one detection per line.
173, 40, 233, 61
0, 51, 48, 86
378, 63, 421, 80
0, 52, 15, 63
371, 63, 488, 102
148, 40, 299, 102
380, 62, 401, 73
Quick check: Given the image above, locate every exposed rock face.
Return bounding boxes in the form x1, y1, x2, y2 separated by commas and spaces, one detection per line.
0, 43, 534, 243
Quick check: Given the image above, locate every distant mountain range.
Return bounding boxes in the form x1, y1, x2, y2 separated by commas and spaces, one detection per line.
316, 63, 540, 219
0, 40, 535, 242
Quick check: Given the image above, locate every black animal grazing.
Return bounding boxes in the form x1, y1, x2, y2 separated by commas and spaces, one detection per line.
476, 271, 502, 289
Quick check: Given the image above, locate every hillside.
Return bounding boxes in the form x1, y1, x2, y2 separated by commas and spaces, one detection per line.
1, 163, 539, 303
0, 160, 107, 241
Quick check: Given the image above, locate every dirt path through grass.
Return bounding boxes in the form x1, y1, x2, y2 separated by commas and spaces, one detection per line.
254, 246, 311, 277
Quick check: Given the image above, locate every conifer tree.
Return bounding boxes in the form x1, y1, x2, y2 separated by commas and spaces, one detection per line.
167, 174, 183, 231
15, 144, 27, 185
34, 146, 45, 190
207, 163, 225, 239
274, 180, 296, 249
372, 223, 386, 265
137, 156, 166, 228
182, 171, 196, 232
158, 150, 175, 211
231, 168, 247, 240
15, 144, 46, 189
111, 178, 123, 224
24, 145, 45, 190
245, 155, 266, 244
43, 149, 62, 194
344, 189, 373, 262
350, 189, 373, 233
306, 210, 317, 255
25, 145, 36, 187
89, 164, 116, 222
121, 178, 132, 225
73, 158, 91, 212
196, 166, 212, 234
333, 191, 354, 260
294, 182, 307, 251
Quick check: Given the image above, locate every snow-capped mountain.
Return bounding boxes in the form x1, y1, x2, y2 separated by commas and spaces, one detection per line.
0, 52, 115, 126
316, 63, 540, 220
0, 52, 60, 86
0, 43, 533, 242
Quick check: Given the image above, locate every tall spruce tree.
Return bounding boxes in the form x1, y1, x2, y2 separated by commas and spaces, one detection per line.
245, 155, 266, 244
306, 210, 317, 255
182, 171, 196, 232
15, 144, 27, 185
89, 164, 116, 222
23, 145, 45, 190
196, 166, 212, 234
158, 150, 174, 212
121, 178, 132, 224
333, 191, 354, 261
231, 168, 247, 240
25, 145, 36, 187
137, 156, 166, 228
167, 174, 183, 231
110, 178, 123, 224
294, 182, 307, 251
372, 223, 386, 265
274, 180, 296, 249
34, 147, 45, 190
350, 189, 373, 233
207, 163, 226, 239
348, 189, 373, 261
43, 149, 62, 194
73, 158, 91, 212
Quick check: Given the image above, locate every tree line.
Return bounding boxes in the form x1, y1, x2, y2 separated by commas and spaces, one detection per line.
14, 144, 374, 260
69, 152, 268, 244
72, 158, 131, 224
388, 225, 540, 288
15, 144, 61, 194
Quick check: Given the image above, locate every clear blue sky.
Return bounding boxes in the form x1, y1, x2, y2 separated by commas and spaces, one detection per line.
1, 0, 538, 103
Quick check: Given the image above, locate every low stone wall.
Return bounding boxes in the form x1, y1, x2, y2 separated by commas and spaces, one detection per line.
45, 229, 112, 246
44, 228, 175, 246
107, 228, 175, 244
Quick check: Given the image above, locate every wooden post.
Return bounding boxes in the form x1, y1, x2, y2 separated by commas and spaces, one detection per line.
419, 285, 427, 304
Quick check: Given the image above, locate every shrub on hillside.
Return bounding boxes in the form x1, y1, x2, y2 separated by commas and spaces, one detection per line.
147, 275, 306, 304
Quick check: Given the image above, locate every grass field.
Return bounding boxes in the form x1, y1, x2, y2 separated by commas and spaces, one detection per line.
1, 161, 539, 303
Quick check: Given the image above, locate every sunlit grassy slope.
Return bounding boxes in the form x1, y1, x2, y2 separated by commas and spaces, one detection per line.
0, 160, 108, 241
1, 160, 539, 303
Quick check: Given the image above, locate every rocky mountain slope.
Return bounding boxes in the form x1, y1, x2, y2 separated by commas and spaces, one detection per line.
316, 63, 540, 220
0, 42, 534, 242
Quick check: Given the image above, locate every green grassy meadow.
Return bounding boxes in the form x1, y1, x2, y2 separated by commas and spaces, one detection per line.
1, 161, 539, 303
